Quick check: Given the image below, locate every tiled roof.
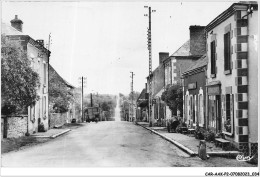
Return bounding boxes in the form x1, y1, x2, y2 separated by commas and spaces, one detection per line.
171, 40, 191, 57
1, 22, 25, 35
137, 88, 146, 101
49, 65, 75, 89
182, 54, 207, 75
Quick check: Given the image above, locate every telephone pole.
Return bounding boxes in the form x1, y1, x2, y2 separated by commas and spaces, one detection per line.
130, 71, 134, 122
79, 76, 87, 122
144, 6, 156, 127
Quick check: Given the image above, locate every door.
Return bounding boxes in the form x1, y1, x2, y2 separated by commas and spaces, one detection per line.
3, 117, 8, 138
209, 95, 216, 131
216, 95, 222, 133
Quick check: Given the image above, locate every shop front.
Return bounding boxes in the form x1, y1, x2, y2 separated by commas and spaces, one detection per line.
207, 81, 222, 133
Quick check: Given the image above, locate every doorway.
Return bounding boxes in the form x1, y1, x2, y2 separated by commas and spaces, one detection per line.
208, 95, 222, 133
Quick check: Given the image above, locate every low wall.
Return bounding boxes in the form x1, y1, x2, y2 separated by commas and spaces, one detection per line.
49, 112, 68, 128
1, 115, 28, 138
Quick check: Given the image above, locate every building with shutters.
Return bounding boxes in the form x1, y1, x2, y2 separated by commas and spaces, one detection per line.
205, 2, 258, 155
182, 55, 207, 128
1, 15, 50, 136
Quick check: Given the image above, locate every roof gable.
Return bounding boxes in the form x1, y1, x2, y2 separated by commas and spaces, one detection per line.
1, 22, 25, 35
171, 40, 191, 57
182, 54, 207, 75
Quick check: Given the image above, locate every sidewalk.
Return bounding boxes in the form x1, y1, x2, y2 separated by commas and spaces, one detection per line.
31, 128, 71, 139
137, 122, 241, 158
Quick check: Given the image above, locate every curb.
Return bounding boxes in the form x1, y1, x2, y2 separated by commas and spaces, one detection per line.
50, 129, 71, 139
136, 123, 197, 157
136, 123, 242, 159
207, 151, 241, 158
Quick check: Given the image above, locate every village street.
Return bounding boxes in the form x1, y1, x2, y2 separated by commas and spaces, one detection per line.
1, 121, 255, 167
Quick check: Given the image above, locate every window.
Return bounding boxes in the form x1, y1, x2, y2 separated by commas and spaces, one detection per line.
43, 96, 46, 118
224, 94, 233, 134
224, 32, 231, 72
198, 94, 204, 126
30, 106, 35, 121
43, 63, 47, 85
210, 41, 216, 75
185, 95, 189, 122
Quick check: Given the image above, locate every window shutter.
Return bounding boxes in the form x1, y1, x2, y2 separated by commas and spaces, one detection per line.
230, 94, 234, 134
223, 95, 226, 120
224, 32, 231, 71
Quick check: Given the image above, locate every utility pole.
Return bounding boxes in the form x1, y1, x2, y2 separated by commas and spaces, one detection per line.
90, 93, 93, 107
144, 6, 156, 127
79, 76, 87, 122
130, 71, 134, 122
47, 33, 51, 128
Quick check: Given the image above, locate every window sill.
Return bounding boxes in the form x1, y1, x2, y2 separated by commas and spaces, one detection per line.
222, 131, 233, 137
224, 70, 231, 75
211, 74, 216, 78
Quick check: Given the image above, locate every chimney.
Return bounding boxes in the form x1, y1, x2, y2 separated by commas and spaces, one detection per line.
10, 15, 23, 32
36, 40, 44, 47
159, 52, 169, 64
189, 25, 206, 56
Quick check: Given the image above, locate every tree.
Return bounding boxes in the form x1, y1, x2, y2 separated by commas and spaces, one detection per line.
1, 35, 40, 114
128, 91, 140, 102
49, 65, 74, 113
161, 84, 183, 116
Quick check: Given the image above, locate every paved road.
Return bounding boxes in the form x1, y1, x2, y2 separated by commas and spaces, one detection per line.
1, 121, 255, 167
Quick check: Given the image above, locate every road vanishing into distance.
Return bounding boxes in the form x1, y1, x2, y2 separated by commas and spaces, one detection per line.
1, 121, 255, 167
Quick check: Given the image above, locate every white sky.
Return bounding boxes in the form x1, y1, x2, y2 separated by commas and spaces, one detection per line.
1, 1, 235, 95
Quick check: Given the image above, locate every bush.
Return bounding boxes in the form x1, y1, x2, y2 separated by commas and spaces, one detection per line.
204, 130, 215, 142
1, 105, 16, 115
195, 127, 205, 140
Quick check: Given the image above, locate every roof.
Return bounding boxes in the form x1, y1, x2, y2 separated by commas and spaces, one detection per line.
1, 22, 25, 35
1, 22, 50, 55
205, 2, 258, 32
171, 40, 191, 57
182, 54, 208, 76
137, 88, 146, 101
49, 65, 75, 89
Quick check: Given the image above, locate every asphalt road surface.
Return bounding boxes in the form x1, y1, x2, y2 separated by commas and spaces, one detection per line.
1, 121, 256, 167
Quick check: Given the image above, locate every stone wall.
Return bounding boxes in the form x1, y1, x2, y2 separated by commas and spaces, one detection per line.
1, 115, 28, 138
49, 112, 68, 128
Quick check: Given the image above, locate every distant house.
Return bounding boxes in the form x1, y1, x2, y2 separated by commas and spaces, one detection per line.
163, 25, 206, 120
1, 15, 50, 137
49, 65, 77, 127
136, 86, 148, 122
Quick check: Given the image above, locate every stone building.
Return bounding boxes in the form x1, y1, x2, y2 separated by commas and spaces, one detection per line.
182, 55, 207, 128
1, 15, 50, 136
49, 65, 76, 127
205, 2, 258, 155
163, 25, 206, 120
146, 53, 168, 126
